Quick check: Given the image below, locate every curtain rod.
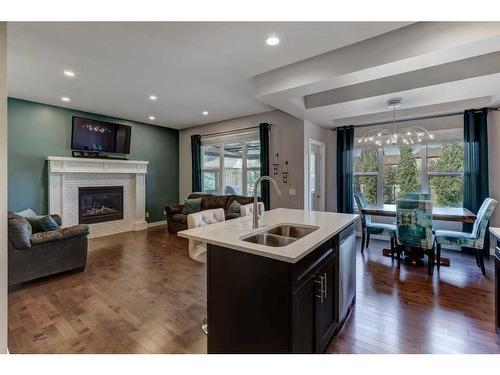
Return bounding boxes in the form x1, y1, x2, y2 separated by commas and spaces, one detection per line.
332, 107, 500, 130
199, 125, 262, 138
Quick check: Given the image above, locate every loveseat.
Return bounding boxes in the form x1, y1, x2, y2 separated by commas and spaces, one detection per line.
165, 193, 259, 233
8, 210, 89, 288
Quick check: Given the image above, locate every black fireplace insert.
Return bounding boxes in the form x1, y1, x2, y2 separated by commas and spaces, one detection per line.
78, 186, 124, 224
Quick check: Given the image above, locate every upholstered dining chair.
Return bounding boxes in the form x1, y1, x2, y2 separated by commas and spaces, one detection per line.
187, 208, 226, 334
354, 192, 396, 255
240, 202, 265, 218
434, 198, 497, 276
395, 199, 435, 274
404, 192, 432, 201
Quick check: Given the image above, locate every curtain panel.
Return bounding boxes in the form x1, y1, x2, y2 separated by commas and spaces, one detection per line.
463, 108, 490, 255
191, 134, 202, 192
259, 123, 271, 210
336, 126, 355, 214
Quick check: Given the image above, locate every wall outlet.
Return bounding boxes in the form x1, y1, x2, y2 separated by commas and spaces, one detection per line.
145, 212, 150, 218
289, 188, 296, 196
163, 210, 167, 216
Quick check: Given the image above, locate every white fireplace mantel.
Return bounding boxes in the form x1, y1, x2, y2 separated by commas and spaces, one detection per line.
47, 156, 149, 237
46, 156, 148, 174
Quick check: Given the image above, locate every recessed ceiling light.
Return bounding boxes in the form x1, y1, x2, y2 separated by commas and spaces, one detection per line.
149, 95, 157, 101
202, 111, 209, 116
61, 97, 71, 102
149, 116, 156, 121
63, 70, 75, 77
266, 36, 280, 46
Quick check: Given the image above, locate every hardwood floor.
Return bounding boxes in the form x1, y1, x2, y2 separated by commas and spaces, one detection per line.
328, 239, 499, 354
8, 227, 207, 354
8, 226, 500, 354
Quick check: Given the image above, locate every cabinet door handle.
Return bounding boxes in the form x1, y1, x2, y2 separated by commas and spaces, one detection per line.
315, 275, 325, 303
323, 273, 327, 299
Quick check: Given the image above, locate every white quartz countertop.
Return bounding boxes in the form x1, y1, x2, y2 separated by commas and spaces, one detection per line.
490, 227, 500, 239
177, 208, 358, 263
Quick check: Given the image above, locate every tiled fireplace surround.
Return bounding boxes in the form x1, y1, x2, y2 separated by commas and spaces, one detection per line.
47, 156, 149, 238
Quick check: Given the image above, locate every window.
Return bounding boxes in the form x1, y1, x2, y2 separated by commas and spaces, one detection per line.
224, 142, 243, 194
201, 132, 261, 196
353, 148, 378, 204
382, 145, 422, 204
246, 139, 261, 196
427, 142, 464, 207
201, 144, 221, 194
353, 130, 464, 207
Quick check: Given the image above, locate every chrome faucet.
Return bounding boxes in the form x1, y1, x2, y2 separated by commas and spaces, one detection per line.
253, 176, 282, 229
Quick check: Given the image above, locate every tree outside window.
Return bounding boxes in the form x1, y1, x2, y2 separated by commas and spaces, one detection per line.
353, 148, 378, 204
396, 145, 419, 199
383, 163, 397, 204
428, 143, 464, 207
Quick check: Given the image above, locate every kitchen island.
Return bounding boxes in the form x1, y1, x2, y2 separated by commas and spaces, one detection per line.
178, 208, 358, 353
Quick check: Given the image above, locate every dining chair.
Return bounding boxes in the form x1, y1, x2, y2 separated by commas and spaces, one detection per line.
434, 198, 497, 276
404, 192, 432, 200
395, 199, 435, 274
240, 202, 265, 217
354, 192, 396, 255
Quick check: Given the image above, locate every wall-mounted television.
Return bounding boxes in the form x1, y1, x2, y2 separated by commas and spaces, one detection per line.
71, 117, 132, 154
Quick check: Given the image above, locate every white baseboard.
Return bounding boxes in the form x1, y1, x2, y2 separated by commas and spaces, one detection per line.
133, 220, 148, 231
148, 220, 167, 228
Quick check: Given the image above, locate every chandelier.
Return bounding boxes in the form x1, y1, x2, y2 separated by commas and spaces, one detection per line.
358, 99, 434, 146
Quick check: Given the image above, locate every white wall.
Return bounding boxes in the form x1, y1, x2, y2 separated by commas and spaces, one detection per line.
179, 110, 305, 209
0, 22, 8, 354
488, 110, 500, 230
303, 120, 336, 212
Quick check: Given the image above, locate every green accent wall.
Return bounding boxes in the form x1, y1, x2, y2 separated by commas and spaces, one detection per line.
8, 98, 179, 223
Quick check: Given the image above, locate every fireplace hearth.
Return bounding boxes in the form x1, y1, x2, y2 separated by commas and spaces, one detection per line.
78, 186, 124, 224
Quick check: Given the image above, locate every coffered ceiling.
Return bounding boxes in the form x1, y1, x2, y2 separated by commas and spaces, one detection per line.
254, 22, 500, 127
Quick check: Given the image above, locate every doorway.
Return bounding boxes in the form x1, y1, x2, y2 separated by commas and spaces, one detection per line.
307, 139, 326, 211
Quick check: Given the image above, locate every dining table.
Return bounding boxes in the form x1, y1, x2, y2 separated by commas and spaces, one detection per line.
361, 204, 477, 267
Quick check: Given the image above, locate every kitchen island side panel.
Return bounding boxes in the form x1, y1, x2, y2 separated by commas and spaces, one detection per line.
207, 244, 291, 354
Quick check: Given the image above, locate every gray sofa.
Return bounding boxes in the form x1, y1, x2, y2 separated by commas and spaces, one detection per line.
7, 211, 89, 289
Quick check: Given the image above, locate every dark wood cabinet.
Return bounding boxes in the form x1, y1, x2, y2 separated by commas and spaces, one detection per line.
292, 274, 316, 353
290, 251, 338, 353
207, 224, 354, 353
315, 254, 338, 352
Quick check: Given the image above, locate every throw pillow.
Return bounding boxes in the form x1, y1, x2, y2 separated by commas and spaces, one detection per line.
181, 197, 202, 215
7, 212, 32, 249
228, 199, 242, 214
26, 215, 60, 233
16, 208, 37, 217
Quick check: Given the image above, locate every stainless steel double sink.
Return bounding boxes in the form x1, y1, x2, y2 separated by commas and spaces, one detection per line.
241, 224, 319, 247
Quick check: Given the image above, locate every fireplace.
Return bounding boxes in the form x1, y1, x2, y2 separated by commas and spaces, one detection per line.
78, 186, 124, 224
